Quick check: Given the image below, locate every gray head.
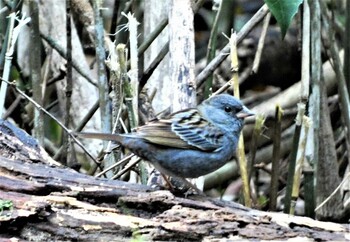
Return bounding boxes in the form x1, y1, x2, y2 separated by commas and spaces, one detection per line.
198, 94, 254, 132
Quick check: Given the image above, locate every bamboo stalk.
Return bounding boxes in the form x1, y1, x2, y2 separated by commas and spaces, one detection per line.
303, 169, 315, 218
290, 116, 311, 215
249, 114, 265, 204
124, 12, 139, 127
92, 0, 112, 140
301, 0, 310, 102
307, 0, 321, 217
284, 103, 305, 213
248, 115, 265, 181
230, 32, 251, 207
0, 13, 30, 117
269, 105, 283, 211
64, 0, 72, 164
204, 0, 224, 98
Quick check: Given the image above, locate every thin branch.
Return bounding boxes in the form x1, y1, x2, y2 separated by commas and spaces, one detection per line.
196, 4, 269, 88
251, 12, 271, 74
40, 33, 98, 87
0, 78, 101, 169
314, 172, 350, 212
95, 154, 134, 178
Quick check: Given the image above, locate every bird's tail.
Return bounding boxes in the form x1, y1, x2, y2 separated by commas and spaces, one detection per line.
73, 132, 123, 142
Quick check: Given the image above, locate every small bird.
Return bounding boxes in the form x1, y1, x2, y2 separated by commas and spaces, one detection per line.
77, 94, 254, 179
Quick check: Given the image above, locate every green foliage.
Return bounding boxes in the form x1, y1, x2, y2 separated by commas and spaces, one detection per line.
257, 195, 268, 207
264, 0, 303, 39
0, 199, 13, 214
45, 117, 62, 146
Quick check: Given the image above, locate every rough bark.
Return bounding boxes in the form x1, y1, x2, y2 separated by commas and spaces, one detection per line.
316, 81, 345, 221
168, 0, 196, 111
0, 120, 348, 241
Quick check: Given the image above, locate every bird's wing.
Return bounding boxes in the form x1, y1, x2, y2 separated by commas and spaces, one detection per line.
170, 109, 224, 151
133, 118, 195, 149
134, 109, 224, 151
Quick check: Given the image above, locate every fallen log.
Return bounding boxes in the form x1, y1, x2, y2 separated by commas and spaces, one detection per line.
0, 120, 348, 241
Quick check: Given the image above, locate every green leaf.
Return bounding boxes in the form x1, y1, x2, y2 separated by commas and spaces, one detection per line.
264, 0, 304, 39
0, 199, 13, 214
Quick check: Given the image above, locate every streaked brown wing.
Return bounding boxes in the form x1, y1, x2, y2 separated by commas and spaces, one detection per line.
131, 109, 224, 151
133, 118, 195, 149
170, 109, 224, 151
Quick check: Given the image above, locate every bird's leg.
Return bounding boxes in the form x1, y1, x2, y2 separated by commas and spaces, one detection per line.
176, 177, 206, 196
155, 173, 205, 196
160, 173, 175, 190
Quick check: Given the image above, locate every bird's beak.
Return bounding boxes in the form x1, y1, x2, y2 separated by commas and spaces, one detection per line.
237, 106, 255, 119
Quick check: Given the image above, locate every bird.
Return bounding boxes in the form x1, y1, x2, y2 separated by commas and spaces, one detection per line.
76, 94, 254, 180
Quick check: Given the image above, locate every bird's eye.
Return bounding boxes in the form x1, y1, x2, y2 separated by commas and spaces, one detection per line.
224, 106, 232, 112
